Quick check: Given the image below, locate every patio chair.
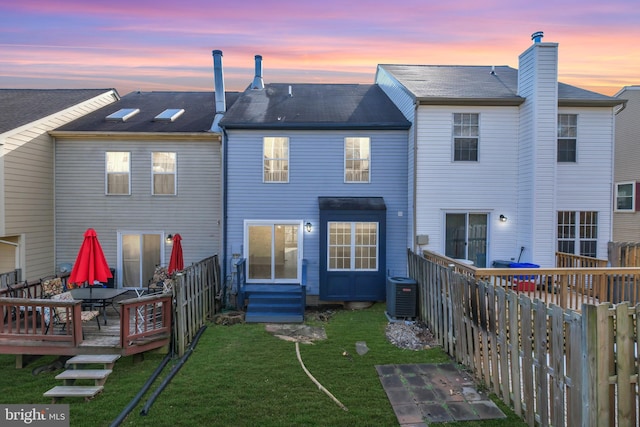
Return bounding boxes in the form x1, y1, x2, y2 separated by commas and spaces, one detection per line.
45, 291, 100, 334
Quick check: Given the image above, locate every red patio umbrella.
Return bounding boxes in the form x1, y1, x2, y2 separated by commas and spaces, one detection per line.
168, 233, 184, 274
69, 228, 112, 289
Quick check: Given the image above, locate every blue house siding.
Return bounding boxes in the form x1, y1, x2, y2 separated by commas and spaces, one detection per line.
225, 129, 408, 298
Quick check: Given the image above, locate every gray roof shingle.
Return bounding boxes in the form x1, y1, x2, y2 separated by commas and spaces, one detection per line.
55, 91, 241, 133
378, 65, 621, 106
0, 89, 116, 134
220, 84, 411, 130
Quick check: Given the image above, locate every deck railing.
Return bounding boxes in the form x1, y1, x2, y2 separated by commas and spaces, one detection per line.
120, 293, 172, 356
556, 251, 608, 268
0, 297, 85, 351
423, 250, 640, 310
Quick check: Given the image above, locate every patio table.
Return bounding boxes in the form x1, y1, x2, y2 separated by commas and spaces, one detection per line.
70, 288, 128, 325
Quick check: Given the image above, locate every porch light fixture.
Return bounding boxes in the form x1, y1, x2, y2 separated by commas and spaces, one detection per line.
166, 234, 173, 243
305, 222, 312, 232
499, 215, 507, 222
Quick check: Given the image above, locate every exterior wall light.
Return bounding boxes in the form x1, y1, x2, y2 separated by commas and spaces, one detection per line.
166, 234, 173, 243
499, 215, 507, 222
305, 222, 312, 232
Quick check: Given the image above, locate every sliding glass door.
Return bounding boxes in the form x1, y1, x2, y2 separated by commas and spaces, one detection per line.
246, 222, 301, 283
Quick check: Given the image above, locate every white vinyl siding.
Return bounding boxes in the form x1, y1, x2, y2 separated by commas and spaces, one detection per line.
152, 152, 176, 195
414, 106, 519, 263
516, 42, 561, 267
556, 107, 613, 259
1, 90, 117, 280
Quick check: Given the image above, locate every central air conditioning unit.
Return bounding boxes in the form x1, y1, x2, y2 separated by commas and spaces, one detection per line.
386, 277, 417, 318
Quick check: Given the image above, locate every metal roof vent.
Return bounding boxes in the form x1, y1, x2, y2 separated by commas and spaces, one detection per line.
531, 31, 544, 43
251, 55, 265, 90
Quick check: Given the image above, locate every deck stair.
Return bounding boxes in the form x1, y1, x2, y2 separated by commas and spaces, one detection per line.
43, 354, 120, 403
243, 285, 305, 323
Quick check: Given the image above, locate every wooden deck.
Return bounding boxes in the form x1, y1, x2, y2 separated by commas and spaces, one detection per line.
0, 291, 172, 358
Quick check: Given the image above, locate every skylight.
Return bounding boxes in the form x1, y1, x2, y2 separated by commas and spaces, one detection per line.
106, 108, 140, 122
154, 109, 185, 122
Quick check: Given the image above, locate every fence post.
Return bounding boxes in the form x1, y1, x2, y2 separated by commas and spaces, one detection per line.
582, 303, 612, 427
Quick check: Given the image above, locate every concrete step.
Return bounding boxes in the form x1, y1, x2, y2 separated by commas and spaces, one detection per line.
55, 369, 112, 386
43, 385, 104, 403
66, 354, 120, 370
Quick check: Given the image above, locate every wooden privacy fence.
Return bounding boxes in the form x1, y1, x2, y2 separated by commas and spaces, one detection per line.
609, 241, 640, 267
172, 255, 221, 356
408, 249, 640, 427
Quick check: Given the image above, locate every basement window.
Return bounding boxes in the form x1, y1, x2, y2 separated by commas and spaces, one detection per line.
154, 109, 185, 122
106, 108, 140, 122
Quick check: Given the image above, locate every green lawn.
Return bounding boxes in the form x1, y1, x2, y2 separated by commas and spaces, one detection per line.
0, 303, 526, 426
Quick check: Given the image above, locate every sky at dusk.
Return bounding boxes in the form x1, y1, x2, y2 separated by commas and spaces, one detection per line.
1, 0, 638, 97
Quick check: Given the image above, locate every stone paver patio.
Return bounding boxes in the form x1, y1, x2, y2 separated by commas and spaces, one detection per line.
376, 363, 506, 426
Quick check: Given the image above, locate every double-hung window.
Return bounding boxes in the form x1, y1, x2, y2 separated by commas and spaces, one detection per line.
263, 137, 289, 182
345, 137, 370, 182
615, 182, 635, 212
558, 114, 577, 162
453, 113, 479, 161
152, 152, 176, 195
106, 152, 130, 195
557, 211, 598, 257
328, 222, 378, 270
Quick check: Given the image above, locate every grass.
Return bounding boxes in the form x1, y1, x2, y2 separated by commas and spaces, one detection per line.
0, 303, 526, 426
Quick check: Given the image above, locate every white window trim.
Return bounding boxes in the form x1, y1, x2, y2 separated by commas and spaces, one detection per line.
105, 151, 131, 196
452, 113, 480, 162
344, 137, 371, 183
263, 137, 289, 183
615, 181, 636, 212
151, 152, 177, 196
557, 113, 578, 163
327, 221, 379, 272
243, 220, 303, 283
557, 211, 598, 257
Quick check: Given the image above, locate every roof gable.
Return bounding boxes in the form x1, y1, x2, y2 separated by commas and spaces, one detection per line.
0, 89, 116, 134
